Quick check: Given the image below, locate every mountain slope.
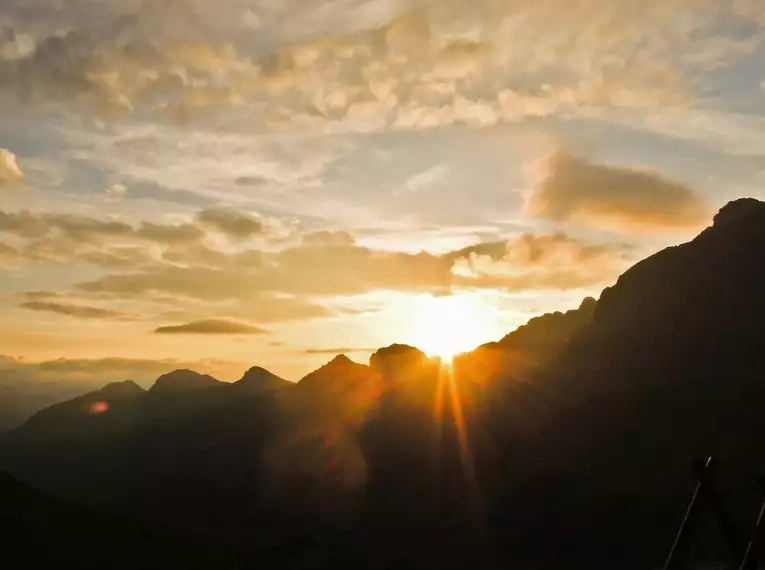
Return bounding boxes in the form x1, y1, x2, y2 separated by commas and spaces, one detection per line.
0, 471, 246, 570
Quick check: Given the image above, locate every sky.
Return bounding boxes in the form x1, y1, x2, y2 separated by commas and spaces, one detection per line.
1, 0, 764, 382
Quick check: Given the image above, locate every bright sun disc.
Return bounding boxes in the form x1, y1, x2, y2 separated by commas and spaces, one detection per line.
404, 294, 503, 359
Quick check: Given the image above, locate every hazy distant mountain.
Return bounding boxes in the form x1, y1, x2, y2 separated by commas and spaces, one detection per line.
0, 375, 104, 432
3, 199, 765, 569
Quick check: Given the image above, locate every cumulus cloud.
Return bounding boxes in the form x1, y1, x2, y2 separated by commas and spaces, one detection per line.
0, 209, 208, 266
154, 319, 270, 335
525, 150, 710, 233
20, 301, 128, 320
451, 232, 634, 291
1, 0, 760, 135
0, 149, 24, 188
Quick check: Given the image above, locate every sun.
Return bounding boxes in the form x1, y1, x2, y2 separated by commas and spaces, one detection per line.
404, 294, 504, 359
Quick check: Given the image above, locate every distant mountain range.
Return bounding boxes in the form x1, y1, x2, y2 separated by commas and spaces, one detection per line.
2, 198, 765, 570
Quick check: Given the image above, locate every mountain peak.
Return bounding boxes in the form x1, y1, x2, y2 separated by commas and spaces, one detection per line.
149, 369, 222, 394
329, 354, 353, 366
100, 380, 145, 398
369, 344, 431, 379
234, 366, 290, 392
712, 197, 765, 229
297, 354, 372, 389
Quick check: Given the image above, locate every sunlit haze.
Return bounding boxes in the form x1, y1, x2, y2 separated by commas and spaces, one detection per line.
402, 294, 505, 358
1, 0, 764, 382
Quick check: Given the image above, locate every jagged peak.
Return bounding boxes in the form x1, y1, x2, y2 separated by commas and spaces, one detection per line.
235, 366, 289, 390
330, 354, 353, 365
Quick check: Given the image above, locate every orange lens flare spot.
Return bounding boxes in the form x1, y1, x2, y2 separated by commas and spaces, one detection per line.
88, 401, 109, 414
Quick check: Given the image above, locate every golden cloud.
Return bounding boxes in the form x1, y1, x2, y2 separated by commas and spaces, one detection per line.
154, 319, 269, 335
0, 241, 18, 265
3, 0, 755, 133
20, 301, 128, 320
525, 150, 710, 233
451, 232, 634, 291
0, 148, 24, 188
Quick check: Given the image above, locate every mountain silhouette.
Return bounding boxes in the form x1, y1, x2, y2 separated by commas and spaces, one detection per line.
493, 295, 596, 353
2, 198, 765, 569
234, 366, 290, 393
148, 369, 223, 394
0, 471, 247, 570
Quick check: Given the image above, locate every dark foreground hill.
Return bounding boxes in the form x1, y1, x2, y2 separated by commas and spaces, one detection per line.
0, 471, 247, 570
2, 198, 765, 569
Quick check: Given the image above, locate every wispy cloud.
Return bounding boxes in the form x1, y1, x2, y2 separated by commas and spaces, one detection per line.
20, 301, 128, 320
302, 347, 377, 355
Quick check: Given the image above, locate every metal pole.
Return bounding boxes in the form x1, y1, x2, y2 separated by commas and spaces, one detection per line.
738, 479, 765, 570
694, 458, 743, 562
664, 457, 714, 570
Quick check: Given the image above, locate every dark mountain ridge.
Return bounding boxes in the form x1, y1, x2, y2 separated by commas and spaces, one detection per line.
3, 198, 765, 569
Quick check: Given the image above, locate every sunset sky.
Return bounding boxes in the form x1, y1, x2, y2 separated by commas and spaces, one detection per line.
1, 0, 764, 382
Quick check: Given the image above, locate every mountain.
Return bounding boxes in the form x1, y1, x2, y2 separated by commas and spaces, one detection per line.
3, 198, 765, 569
0, 372, 109, 432
516, 197, 765, 564
0, 471, 247, 570
0, 366, 293, 543
148, 369, 223, 394
234, 366, 291, 393
494, 295, 597, 353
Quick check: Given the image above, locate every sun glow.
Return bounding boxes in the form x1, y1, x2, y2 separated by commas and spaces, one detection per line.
404, 294, 504, 359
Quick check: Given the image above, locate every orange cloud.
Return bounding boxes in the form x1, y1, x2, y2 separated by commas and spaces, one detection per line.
154, 319, 269, 335
451, 232, 634, 291
20, 301, 127, 320
525, 150, 710, 234
0, 149, 24, 188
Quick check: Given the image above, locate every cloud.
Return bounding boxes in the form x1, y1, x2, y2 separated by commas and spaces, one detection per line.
105, 183, 127, 197
451, 232, 634, 291
302, 230, 356, 246
0, 242, 18, 265
20, 301, 127, 320
0, 149, 24, 188
0, 209, 207, 266
197, 207, 264, 239
2, 0, 760, 137
154, 319, 270, 335
405, 164, 450, 193
303, 347, 377, 355
525, 150, 710, 233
